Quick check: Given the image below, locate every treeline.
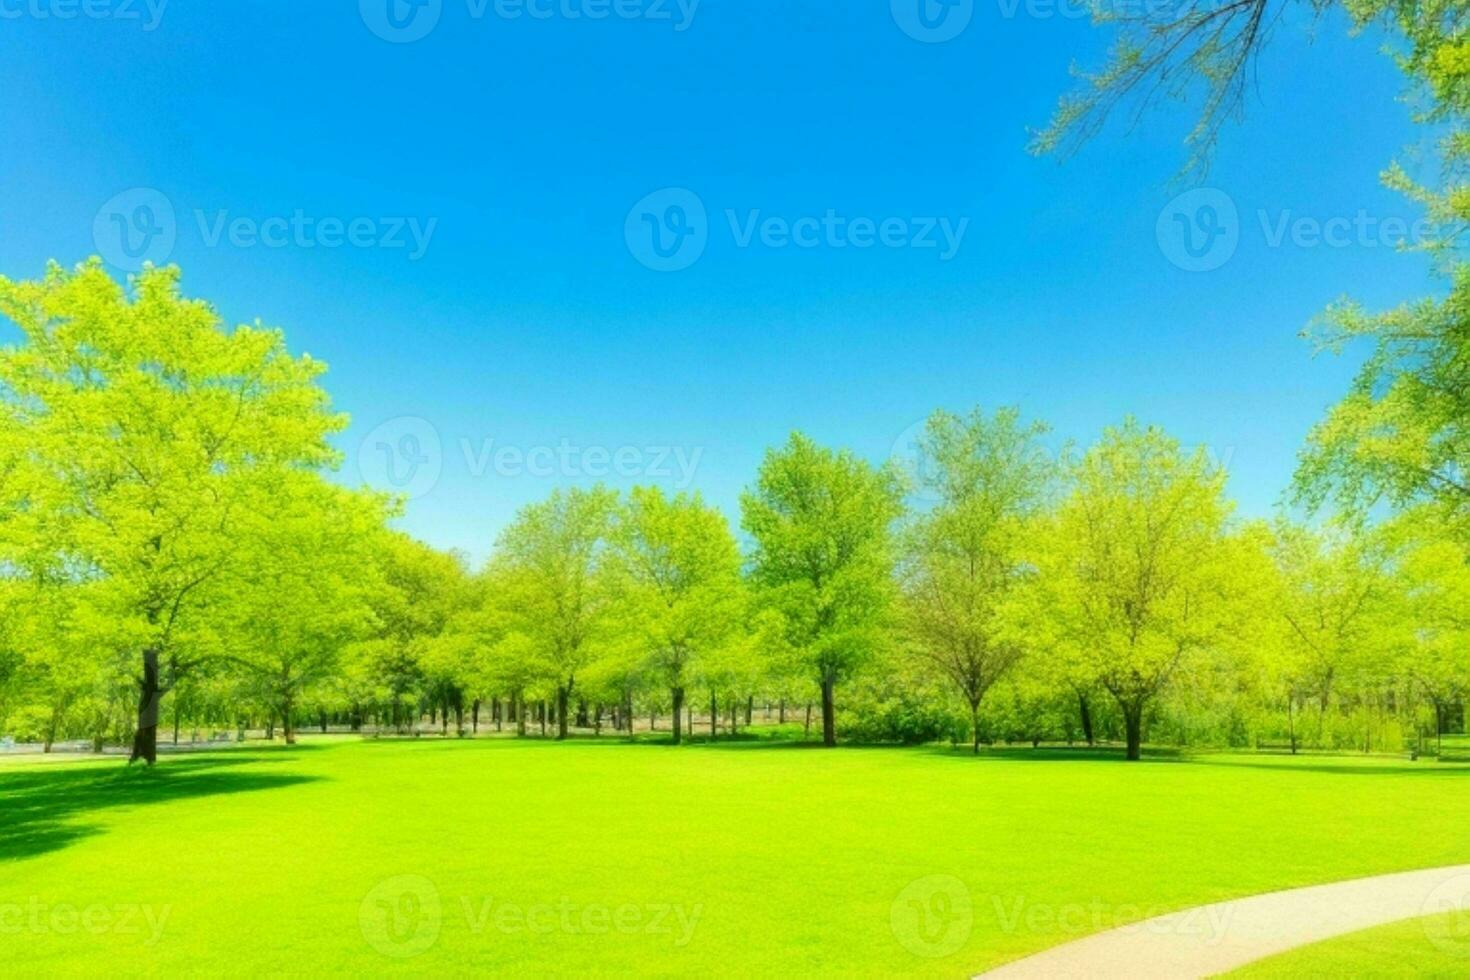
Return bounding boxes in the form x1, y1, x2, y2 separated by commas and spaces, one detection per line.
0, 261, 1467, 763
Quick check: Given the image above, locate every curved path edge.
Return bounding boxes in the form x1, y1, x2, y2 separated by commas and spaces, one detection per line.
976, 863, 1470, 979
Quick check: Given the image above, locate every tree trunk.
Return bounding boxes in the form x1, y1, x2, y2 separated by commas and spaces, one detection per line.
671, 687, 684, 745
1122, 701, 1143, 761
970, 700, 981, 755
556, 685, 570, 740
282, 692, 296, 745
710, 690, 717, 740
1077, 691, 1094, 746
129, 647, 161, 765
820, 672, 837, 747
745, 696, 753, 727
779, 699, 786, 724
804, 701, 812, 736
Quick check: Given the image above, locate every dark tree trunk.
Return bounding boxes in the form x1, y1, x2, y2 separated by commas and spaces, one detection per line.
319, 709, 328, 734
779, 699, 786, 724
745, 696, 753, 727
671, 687, 684, 744
1122, 701, 1143, 761
820, 673, 837, 747
710, 690, 717, 740
129, 647, 161, 766
970, 700, 981, 755
1078, 691, 1094, 746
804, 701, 812, 736
473, 699, 481, 734
556, 686, 570, 740
282, 692, 296, 745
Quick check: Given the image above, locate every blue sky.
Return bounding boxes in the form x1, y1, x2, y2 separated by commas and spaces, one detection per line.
0, 0, 1439, 562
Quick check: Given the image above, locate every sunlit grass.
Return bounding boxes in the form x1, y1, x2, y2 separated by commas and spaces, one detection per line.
3, 737, 1469, 975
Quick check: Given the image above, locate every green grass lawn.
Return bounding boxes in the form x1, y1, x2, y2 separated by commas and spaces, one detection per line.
1230, 911, 1470, 977
4, 737, 1470, 975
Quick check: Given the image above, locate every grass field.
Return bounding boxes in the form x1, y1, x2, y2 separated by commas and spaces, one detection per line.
4, 737, 1470, 975
1231, 911, 1470, 977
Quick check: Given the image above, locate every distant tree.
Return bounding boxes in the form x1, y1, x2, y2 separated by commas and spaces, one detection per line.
1032, 420, 1240, 760
1269, 519, 1395, 749
899, 407, 1055, 754
220, 473, 387, 744
742, 433, 903, 747
609, 486, 743, 744
491, 487, 618, 740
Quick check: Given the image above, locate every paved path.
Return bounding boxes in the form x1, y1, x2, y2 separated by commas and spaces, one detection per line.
978, 864, 1470, 978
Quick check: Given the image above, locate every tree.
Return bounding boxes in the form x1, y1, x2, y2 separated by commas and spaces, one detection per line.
899, 407, 1054, 753
0, 261, 344, 764
361, 531, 472, 733
1269, 519, 1394, 749
1388, 512, 1470, 750
1032, 0, 1466, 183
1032, 0, 1470, 540
609, 486, 743, 744
742, 433, 903, 747
491, 486, 618, 740
220, 473, 387, 744
1033, 420, 1239, 760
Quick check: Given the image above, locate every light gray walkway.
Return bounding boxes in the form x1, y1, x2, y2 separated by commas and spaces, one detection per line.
978, 864, 1470, 979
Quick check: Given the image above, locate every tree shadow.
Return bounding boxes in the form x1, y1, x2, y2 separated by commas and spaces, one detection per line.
0, 750, 322, 863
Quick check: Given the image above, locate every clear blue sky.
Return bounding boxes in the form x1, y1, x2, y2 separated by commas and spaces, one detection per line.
1, 0, 1437, 563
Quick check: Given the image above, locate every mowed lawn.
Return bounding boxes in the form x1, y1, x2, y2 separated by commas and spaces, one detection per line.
4, 738, 1470, 975
1230, 911, 1470, 978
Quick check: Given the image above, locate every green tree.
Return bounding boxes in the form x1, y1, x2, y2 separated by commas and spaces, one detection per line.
609, 486, 743, 744
1032, 420, 1239, 760
899, 407, 1055, 753
0, 261, 344, 764
742, 433, 903, 747
220, 473, 387, 744
491, 486, 618, 740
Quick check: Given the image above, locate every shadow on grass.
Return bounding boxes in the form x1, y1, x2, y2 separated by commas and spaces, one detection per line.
0, 750, 322, 863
